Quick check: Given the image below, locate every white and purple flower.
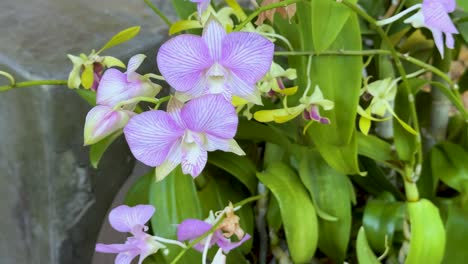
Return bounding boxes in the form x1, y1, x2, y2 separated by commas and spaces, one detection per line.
123, 94, 245, 180
95, 204, 185, 264
84, 54, 161, 145
157, 19, 274, 104
191, 0, 211, 17
377, 0, 459, 58
177, 203, 251, 264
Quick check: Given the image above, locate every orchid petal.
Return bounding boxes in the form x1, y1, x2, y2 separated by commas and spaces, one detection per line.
127, 54, 146, 78
221, 32, 274, 85
423, 1, 458, 34
203, 19, 227, 61
177, 219, 213, 241
212, 248, 227, 264
109, 205, 155, 233
157, 35, 212, 93
115, 251, 140, 264
96, 69, 140, 107
84, 106, 134, 145
430, 28, 445, 58
181, 144, 208, 177
204, 135, 245, 156
124, 110, 184, 167
95, 243, 136, 253
216, 232, 252, 253
181, 95, 238, 139
155, 140, 183, 182
228, 73, 262, 105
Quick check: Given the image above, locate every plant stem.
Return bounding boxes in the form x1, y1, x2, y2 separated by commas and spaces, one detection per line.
339, 0, 421, 199
0, 80, 68, 92
234, 0, 302, 31
144, 0, 173, 27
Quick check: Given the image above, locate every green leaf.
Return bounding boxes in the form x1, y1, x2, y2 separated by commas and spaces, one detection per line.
196, 172, 254, 253
356, 227, 381, 264
267, 195, 282, 232
457, 0, 468, 11
431, 142, 468, 193
406, 199, 446, 264
149, 167, 202, 263
297, 149, 352, 263
442, 204, 468, 264
307, 14, 363, 174
363, 198, 405, 253
310, 0, 358, 52
257, 163, 318, 263
236, 118, 290, 149
124, 171, 152, 206
170, 0, 196, 19
98, 26, 141, 53
169, 20, 202, 35
357, 132, 395, 163
393, 82, 417, 162
89, 131, 122, 169
207, 151, 257, 194
74, 88, 96, 106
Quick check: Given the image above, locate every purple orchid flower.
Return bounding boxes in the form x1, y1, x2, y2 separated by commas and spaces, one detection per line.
157, 19, 274, 104
123, 94, 245, 180
191, 0, 210, 17
95, 205, 185, 264
83, 54, 161, 145
378, 0, 458, 58
404, 0, 459, 58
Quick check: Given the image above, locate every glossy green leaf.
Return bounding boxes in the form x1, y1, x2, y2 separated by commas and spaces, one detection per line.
267, 195, 282, 232
307, 14, 363, 174
442, 204, 468, 264
207, 151, 257, 194
311, 0, 358, 52
356, 227, 381, 264
149, 167, 202, 263
169, 20, 202, 35
236, 118, 290, 149
170, 0, 196, 19
297, 149, 352, 263
98, 26, 141, 53
257, 163, 318, 263
196, 172, 254, 253
357, 132, 395, 162
457, 0, 468, 11
363, 198, 405, 253
406, 199, 446, 264
124, 171, 152, 206
89, 131, 122, 169
431, 142, 468, 193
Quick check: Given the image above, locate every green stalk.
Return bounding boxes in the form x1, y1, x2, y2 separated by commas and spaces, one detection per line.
144, 0, 173, 27
0, 80, 68, 92
338, 0, 421, 200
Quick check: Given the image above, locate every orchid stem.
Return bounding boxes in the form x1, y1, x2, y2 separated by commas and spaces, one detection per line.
234, 0, 302, 31
0, 80, 68, 92
338, 0, 422, 200
143, 0, 173, 27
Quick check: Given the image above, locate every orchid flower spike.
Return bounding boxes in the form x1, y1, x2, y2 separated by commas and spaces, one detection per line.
95, 205, 186, 264
191, 0, 210, 17
177, 203, 251, 264
83, 54, 162, 145
377, 0, 459, 58
124, 94, 245, 181
157, 19, 274, 105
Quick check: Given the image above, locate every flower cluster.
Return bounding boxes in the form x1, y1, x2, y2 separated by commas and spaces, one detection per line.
96, 203, 250, 264
83, 54, 161, 145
